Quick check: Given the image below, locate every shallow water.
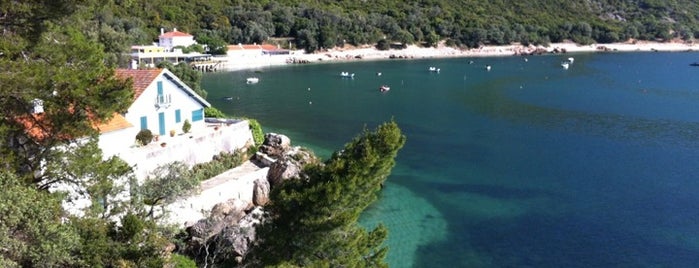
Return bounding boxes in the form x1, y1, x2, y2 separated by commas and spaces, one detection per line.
204, 52, 699, 267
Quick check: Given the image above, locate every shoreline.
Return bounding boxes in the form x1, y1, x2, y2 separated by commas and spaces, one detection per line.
222, 41, 698, 72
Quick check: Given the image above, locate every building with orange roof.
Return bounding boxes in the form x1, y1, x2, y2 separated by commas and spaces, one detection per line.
158, 28, 195, 50
94, 68, 211, 157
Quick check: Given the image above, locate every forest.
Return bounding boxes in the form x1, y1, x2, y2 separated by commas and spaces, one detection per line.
0, 0, 696, 266
78, 0, 699, 59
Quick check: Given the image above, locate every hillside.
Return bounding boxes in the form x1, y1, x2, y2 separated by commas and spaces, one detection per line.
90, 0, 699, 56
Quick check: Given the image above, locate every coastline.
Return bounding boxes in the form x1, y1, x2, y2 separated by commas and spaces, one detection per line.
222, 41, 698, 71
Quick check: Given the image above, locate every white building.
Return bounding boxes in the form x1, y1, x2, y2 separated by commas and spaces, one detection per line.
158, 28, 196, 50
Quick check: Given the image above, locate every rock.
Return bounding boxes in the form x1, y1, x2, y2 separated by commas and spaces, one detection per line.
258, 133, 291, 158
224, 207, 265, 257
267, 147, 318, 187
253, 177, 270, 206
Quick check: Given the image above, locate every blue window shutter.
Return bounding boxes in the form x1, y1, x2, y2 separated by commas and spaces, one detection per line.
140, 116, 147, 129
191, 109, 203, 122
157, 81, 163, 95
175, 109, 181, 123
158, 112, 165, 135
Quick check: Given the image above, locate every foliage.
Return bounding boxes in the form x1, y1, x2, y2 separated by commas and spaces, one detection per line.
204, 106, 227, 118
136, 129, 154, 146
169, 253, 198, 268
155, 61, 207, 99
0, 171, 79, 267
190, 150, 247, 181
247, 118, 264, 146
247, 121, 405, 267
71, 214, 169, 267
137, 162, 201, 218
182, 119, 192, 133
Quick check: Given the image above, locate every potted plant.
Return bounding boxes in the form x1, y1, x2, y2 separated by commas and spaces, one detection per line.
160, 142, 167, 147
170, 129, 176, 137
182, 119, 191, 133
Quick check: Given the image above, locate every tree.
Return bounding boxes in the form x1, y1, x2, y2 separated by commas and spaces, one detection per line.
155, 61, 207, 99
0, 171, 79, 267
248, 121, 406, 267
137, 162, 200, 218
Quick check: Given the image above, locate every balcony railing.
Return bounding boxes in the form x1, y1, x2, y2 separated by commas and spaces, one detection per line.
155, 94, 171, 109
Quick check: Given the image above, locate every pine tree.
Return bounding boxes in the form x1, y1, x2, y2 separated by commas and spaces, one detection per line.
248, 121, 405, 267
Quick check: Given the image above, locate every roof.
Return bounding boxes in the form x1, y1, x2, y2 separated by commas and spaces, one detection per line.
115, 69, 161, 100
115, 68, 211, 108
93, 114, 133, 134
159, 31, 193, 38
16, 112, 130, 142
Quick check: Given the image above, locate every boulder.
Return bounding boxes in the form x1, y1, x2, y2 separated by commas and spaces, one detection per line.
267, 147, 318, 187
258, 133, 291, 158
224, 206, 265, 257
253, 178, 270, 206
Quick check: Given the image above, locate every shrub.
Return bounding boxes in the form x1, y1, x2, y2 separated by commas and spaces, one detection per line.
135, 129, 153, 146
182, 119, 191, 133
247, 118, 264, 146
169, 254, 197, 268
204, 107, 227, 118
190, 150, 246, 181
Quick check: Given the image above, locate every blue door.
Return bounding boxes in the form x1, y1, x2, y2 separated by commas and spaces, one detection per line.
158, 112, 165, 136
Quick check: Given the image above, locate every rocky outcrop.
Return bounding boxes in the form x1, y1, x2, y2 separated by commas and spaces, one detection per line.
267, 147, 318, 187
258, 133, 291, 159
184, 198, 265, 263
252, 178, 270, 206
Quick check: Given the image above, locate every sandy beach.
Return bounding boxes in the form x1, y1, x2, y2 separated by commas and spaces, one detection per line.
223, 40, 698, 71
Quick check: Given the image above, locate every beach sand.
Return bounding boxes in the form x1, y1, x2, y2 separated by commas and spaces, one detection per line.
223, 40, 698, 71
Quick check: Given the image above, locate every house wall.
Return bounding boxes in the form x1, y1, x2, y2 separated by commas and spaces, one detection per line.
99, 128, 139, 158
159, 36, 195, 49
124, 73, 207, 138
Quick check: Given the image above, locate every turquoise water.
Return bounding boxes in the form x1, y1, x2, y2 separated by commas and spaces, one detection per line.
203, 52, 699, 267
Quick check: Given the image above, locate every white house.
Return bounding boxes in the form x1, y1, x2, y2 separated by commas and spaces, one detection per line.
158, 28, 196, 50
97, 68, 210, 157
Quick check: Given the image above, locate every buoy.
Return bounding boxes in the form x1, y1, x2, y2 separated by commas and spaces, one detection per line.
308, 87, 311, 91
309, 101, 312, 105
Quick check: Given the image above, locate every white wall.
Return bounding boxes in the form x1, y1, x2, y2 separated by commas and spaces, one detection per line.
124, 72, 207, 137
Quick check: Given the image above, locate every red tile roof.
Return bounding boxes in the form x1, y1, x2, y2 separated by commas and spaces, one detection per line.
115, 69, 162, 100
159, 31, 192, 38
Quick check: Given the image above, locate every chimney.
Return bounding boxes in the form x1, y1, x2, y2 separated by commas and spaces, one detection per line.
32, 99, 44, 114
173, 27, 177, 32
131, 60, 138, 70
160, 28, 164, 35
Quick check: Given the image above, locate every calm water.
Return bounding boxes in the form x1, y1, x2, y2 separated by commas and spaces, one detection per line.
203, 52, 699, 267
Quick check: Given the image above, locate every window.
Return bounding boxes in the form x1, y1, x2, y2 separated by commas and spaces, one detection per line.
175, 109, 181, 123
140, 116, 147, 129
157, 81, 163, 95
191, 108, 203, 122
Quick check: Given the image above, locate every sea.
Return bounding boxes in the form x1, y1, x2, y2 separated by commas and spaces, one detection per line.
203, 52, 699, 267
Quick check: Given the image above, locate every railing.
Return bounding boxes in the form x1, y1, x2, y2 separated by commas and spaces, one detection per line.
155, 94, 171, 109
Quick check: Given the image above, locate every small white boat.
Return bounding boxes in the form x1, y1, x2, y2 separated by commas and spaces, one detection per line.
340, 72, 355, 78
246, 77, 259, 84
429, 67, 440, 72
561, 62, 569, 69
379, 85, 390, 92
377, 72, 382, 76
486, 65, 492, 71
568, 57, 574, 64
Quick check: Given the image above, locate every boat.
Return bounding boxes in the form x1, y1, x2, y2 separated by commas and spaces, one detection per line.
246, 77, 259, 84
340, 72, 355, 78
561, 62, 569, 69
690, 62, 699, 67
485, 65, 492, 71
568, 57, 574, 64
429, 67, 440, 72
377, 72, 382, 76
379, 85, 390, 92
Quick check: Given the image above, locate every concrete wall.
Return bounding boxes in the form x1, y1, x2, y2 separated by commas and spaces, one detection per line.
120, 120, 254, 181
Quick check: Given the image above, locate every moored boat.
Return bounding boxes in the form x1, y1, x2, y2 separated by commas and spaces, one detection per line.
379, 85, 390, 92
340, 72, 355, 78
246, 77, 259, 84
